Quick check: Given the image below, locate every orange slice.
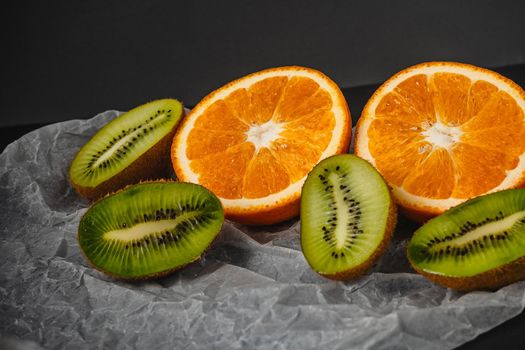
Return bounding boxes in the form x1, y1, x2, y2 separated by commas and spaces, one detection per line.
355, 62, 525, 222
171, 66, 351, 225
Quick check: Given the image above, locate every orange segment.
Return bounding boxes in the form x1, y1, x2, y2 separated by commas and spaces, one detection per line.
371, 140, 430, 187
285, 109, 333, 131
461, 123, 525, 159
194, 99, 248, 132
248, 76, 288, 124
243, 148, 290, 198
429, 72, 471, 126
466, 80, 498, 117
355, 62, 525, 222
223, 77, 288, 125
402, 148, 455, 198
283, 109, 335, 155
274, 76, 320, 122
368, 118, 428, 186
280, 124, 332, 154
172, 66, 351, 225
270, 139, 322, 183
222, 88, 257, 125
368, 118, 425, 146
286, 89, 333, 120
451, 143, 516, 198
462, 90, 524, 131
393, 74, 436, 124
375, 86, 436, 126
190, 142, 255, 199
187, 128, 246, 160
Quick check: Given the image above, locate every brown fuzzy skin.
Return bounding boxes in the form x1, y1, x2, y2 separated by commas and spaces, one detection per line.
171, 66, 352, 226
79, 245, 201, 281
354, 61, 525, 223
70, 109, 184, 201
408, 255, 525, 292
319, 195, 398, 281
77, 180, 225, 281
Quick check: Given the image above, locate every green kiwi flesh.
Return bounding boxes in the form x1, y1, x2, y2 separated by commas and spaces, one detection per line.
69, 99, 184, 200
78, 181, 224, 279
300, 154, 397, 280
407, 189, 525, 291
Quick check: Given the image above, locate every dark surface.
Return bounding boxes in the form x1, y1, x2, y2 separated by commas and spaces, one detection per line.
3, 0, 525, 348
1, 64, 525, 349
2, 64, 524, 152
3, 0, 525, 126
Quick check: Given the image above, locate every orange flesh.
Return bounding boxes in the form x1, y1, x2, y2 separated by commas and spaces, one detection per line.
369, 73, 525, 199
186, 76, 337, 199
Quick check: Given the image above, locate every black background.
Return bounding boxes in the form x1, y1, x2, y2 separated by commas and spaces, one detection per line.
2, 0, 525, 126
2, 1, 525, 349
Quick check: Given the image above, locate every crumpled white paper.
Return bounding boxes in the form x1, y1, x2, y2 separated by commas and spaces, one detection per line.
1, 110, 524, 350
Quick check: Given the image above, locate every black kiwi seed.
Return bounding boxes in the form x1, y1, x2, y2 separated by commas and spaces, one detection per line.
408, 189, 525, 292
78, 182, 224, 279
301, 154, 396, 281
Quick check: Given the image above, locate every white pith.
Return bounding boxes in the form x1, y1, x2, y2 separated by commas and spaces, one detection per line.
431, 210, 525, 248
175, 68, 349, 208
421, 120, 462, 151
356, 63, 525, 211
245, 120, 284, 153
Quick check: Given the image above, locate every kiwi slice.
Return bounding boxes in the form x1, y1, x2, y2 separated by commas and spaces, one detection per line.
69, 99, 184, 200
78, 181, 224, 279
408, 189, 525, 291
300, 154, 397, 280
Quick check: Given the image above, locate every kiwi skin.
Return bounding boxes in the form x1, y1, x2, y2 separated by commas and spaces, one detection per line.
409, 256, 525, 292
406, 189, 525, 291
318, 195, 398, 281
70, 105, 184, 201
77, 180, 224, 281
300, 154, 398, 281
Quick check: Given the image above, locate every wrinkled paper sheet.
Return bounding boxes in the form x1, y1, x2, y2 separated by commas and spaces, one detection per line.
1, 110, 525, 350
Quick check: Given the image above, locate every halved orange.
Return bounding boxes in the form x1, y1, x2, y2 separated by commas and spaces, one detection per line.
355, 62, 525, 222
171, 66, 351, 225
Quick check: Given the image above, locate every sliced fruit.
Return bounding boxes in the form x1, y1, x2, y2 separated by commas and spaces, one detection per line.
70, 99, 184, 200
171, 66, 351, 225
300, 154, 397, 280
407, 189, 525, 291
354, 62, 525, 222
78, 181, 224, 279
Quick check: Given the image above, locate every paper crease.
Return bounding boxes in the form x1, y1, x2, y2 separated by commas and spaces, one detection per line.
1, 110, 525, 349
